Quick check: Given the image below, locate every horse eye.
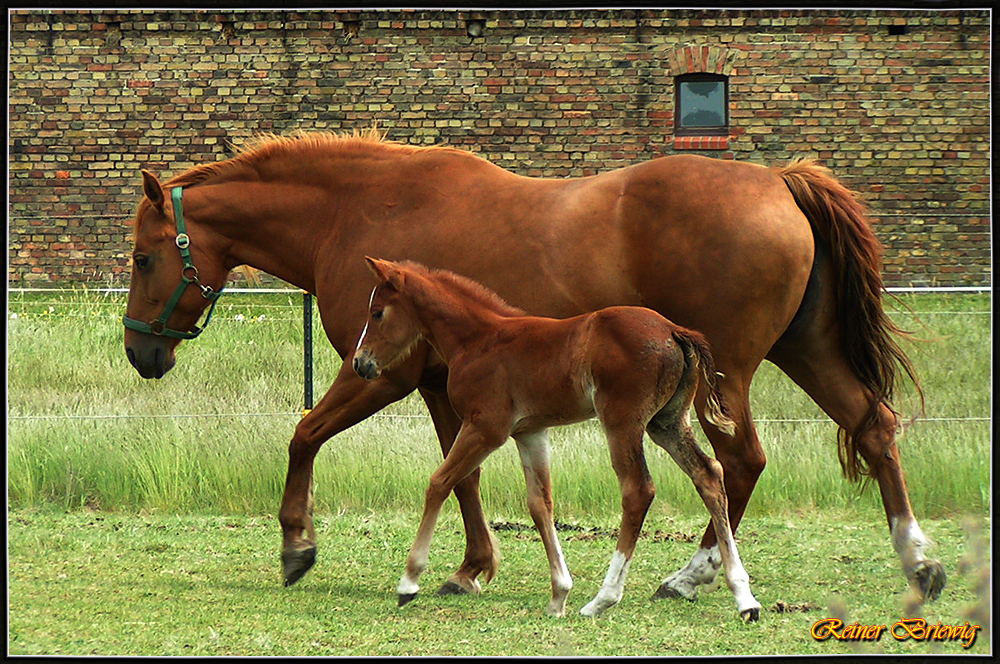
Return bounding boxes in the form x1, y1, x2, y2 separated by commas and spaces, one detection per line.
371, 309, 384, 322
133, 254, 150, 271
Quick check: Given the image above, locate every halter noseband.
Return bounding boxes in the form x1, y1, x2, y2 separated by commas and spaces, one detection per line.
122, 187, 223, 340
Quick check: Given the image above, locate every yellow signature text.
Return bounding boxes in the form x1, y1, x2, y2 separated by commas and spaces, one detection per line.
812, 617, 980, 649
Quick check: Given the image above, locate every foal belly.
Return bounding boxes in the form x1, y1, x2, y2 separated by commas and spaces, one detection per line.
509, 391, 597, 436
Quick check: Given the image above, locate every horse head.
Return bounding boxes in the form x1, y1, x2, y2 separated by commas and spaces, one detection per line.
123, 171, 227, 379
353, 257, 425, 380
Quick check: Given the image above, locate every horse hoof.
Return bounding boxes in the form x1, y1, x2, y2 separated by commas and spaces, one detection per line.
437, 580, 471, 596
914, 559, 947, 601
398, 592, 418, 608
281, 546, 317, 587
741, 607, 761, 623
652, 582, 697, 603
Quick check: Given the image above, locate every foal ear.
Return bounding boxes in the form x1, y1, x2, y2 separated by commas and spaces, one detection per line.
141, 170, 165, 212
364, 257, 405, 290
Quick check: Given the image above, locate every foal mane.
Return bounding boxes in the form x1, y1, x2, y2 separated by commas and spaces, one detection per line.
399, 261, 526, 318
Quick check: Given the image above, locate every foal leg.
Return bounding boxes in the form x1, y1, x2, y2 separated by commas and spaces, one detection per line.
420, 388, 500, 597
648, 412, 761, 622
514, 430, 573, 617
398, 423, 506, 607
580, 422, 655, 618
655, 385, 765, 602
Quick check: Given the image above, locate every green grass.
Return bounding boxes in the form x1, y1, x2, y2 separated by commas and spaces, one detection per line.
6, 508, 991, 656
6, 290, 991, 519
5, 290, 992, 655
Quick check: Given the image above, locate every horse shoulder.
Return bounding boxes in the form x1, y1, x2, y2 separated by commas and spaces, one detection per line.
445, 351, 515, 421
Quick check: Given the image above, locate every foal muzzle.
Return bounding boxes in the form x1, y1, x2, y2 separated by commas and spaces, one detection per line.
353, 351, 381, 380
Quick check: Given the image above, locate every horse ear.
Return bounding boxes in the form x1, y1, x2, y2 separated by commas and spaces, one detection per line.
142, 170, 165, 212
365, 257, 404, 290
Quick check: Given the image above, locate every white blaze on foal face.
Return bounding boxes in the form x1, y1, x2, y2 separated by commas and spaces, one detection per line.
354, 287, 378, 353
355, 283, 423, 376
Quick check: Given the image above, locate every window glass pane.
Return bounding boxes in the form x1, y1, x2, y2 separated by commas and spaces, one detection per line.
678, 80, 726, 128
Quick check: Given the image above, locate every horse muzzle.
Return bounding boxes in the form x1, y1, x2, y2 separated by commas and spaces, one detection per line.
353, 350, 381, 381
124, 333, 177, 379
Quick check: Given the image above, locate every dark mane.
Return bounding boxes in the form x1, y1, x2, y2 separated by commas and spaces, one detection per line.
400, 261, 526, 318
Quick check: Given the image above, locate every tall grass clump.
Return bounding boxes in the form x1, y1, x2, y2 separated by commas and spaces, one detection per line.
7, 289, 990, 520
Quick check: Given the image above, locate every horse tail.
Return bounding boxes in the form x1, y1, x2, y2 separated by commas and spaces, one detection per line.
776, 158, 924, 482
672, 328, 736, 438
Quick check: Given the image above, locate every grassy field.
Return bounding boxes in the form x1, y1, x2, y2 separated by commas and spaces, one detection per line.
6, 509, 992, 656
5, 289, 992, 655
6, 289, 991, 519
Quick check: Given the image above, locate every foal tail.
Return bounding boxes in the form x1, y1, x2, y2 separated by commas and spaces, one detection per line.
777, 159, 923, 481
672, 329, 736, 437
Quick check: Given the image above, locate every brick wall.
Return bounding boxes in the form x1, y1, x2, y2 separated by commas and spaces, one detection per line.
8, 8, 991, 288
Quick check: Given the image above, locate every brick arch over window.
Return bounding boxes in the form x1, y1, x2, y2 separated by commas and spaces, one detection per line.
666, 45, 741, 151
666, 44, 741, 78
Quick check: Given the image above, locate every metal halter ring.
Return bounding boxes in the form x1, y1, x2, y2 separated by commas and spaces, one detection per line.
122, 186, 224, 340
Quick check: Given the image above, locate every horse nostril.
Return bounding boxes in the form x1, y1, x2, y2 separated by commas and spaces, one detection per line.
353, 354, 378, 380
126, 347, 137, 368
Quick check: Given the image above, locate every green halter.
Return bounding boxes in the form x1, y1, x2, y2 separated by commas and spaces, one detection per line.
122, 187, 223, 340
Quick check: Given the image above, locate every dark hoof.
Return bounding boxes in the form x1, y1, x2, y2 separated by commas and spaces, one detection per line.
914, 559, 947, 601
398, 592, 418, 608
437, 580, 472, 597
741, 607, 761, 623
652, 584, 697, 602
282, 546, 317, 587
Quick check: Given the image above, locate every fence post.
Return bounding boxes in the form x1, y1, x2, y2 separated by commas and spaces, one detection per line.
303, 291, 314, 416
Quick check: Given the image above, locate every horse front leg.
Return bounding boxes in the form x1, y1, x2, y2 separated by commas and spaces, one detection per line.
419, 388, 500, 596
280, 357, 418, 586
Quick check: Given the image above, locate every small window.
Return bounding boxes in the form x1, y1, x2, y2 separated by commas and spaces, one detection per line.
675, 73, 729, 137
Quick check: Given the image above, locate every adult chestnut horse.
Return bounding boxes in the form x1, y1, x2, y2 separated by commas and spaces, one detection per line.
123, 129, 945, 603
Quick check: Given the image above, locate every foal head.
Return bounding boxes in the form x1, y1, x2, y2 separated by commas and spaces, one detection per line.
353, 257, 426, 380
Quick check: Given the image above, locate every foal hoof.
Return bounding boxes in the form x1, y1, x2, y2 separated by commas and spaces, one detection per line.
281, 546, 317, 587
740, 607, 761, 623
913, 559, 947, 601
398, 592, 418, 608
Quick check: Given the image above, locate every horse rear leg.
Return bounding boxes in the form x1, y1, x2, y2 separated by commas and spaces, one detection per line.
280, 356, 419, 586
420, 388, 500, 597
514, 430, 573, 617
768, 332, 946, 601
580, 422, 655, 618
647, 411, 761, 622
